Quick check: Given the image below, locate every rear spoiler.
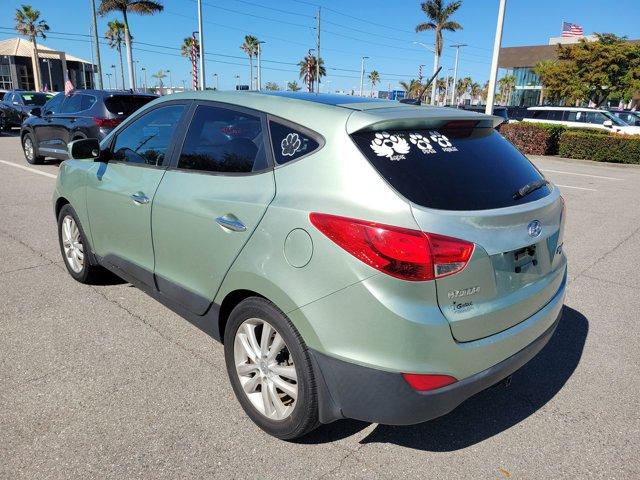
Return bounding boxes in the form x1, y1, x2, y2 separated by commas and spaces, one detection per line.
346, 108, 504, 134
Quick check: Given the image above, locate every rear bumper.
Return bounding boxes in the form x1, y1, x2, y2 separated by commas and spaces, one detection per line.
311, 309, 561, 425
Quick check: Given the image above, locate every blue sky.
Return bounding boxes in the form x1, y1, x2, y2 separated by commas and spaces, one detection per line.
1, 0, 638, 92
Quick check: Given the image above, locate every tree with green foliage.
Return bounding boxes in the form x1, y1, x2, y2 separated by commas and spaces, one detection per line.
498, 74, 516, 105
287, 81, 301, 91
298, 54, 325, 92
534, 33, 640, 106
264, 81, 280, 91
106, 20, 126, 90
368, 70, 380, 96
240, 35, 259, 90
15, 4, 49, 91
400, 79, 423, 99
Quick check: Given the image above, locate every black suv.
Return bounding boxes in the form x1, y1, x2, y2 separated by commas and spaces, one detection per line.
20, 89, 157, 164
1, 90, 54, 131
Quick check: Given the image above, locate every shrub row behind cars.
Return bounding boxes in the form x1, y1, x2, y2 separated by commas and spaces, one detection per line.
559, 131, 640, 164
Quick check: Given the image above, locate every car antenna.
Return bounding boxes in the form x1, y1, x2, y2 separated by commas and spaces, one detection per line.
399, 66, 442, 106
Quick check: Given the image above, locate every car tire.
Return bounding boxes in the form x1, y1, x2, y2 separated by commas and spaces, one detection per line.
57, 204, 107, 284
224, 297, 320, 440
23, 133, 45, 164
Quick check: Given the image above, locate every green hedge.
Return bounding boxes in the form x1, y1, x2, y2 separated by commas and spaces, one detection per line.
500, 122, 610, 156
559, 132, 640, 164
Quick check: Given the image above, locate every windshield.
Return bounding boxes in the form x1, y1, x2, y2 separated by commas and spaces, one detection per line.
603, 111, 629, 127
20, 92, 52, 106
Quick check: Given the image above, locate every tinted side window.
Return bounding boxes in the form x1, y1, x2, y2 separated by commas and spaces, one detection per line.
177, 105, 266, 173
80, 95, 97, 111
269, 121, 320, 164
112, 104, 185, 166
584, 112, 607, 125
533, 110, 548, 119
566, 111, 585, 122
44, 94, 64, 114
61, 94, 83, 113
547, 110, 563, 121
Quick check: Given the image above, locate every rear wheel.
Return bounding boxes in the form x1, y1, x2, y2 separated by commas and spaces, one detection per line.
224, 297, 319, 440
23, 133, 44, 164
57, 204, 107, 284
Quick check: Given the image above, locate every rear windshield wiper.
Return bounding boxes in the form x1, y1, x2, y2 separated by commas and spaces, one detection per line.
513, 179, 549, 200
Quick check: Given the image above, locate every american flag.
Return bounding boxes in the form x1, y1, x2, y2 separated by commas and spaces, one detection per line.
562, 22, 584, 37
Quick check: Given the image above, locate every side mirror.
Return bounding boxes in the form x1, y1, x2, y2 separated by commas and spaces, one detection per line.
69, 138, 101, 160
603, 119, 613, 128
30, 107, 41, 117
12, 101, 19, 106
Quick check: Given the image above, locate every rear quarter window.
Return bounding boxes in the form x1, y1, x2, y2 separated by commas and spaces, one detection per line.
269, 120, 321, 164
351, 127, 551, 211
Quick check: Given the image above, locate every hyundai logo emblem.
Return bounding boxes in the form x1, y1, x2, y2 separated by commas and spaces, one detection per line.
528, 220, 542, 238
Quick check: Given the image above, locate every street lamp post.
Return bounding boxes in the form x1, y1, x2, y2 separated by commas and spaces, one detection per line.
450, 43, 467, 106
141, 67, 147, 92
235, 74, 240, 90
486, 0, 507, 115
257, 41, 265, 91
105, 72, 112, 90
167, 69, 172, 92
359, 56, 369, 97
213, 73, 218, 90
111, 64, 117, 91
43, 59, 52, 91
413, 42, 436, 104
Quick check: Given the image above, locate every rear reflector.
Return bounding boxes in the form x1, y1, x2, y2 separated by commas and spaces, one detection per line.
309, 213, 474, 281
93, 117, 122, 129
402, 373, 457, 391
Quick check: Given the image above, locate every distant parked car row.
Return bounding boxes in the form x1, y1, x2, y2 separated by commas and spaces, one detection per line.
0, 90, 54, 130
12, 89, 157, 164
523, 106, 640, 135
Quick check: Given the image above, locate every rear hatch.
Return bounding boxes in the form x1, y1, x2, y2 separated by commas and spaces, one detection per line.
349, 110, 566, 342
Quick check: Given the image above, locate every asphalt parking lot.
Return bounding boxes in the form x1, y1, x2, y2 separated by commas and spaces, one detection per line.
1, 131, 639, 479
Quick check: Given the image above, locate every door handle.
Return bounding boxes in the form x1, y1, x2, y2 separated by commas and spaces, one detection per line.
216, 215, 246, 232
131, 192, 150, 204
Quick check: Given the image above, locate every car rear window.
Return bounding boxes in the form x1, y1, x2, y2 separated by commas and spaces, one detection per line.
351, 127, 551, 211
104, 95, 155, 116
20, 92, 52, 106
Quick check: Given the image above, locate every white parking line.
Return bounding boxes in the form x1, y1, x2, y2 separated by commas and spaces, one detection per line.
540, 168, 623, 181
555, 184, 597, 191
0, 159, 57, 179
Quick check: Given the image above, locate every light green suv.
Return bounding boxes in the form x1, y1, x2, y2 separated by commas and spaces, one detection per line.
53, 91, 566, 439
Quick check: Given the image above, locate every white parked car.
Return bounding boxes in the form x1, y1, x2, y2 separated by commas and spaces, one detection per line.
524, 106, 640, 136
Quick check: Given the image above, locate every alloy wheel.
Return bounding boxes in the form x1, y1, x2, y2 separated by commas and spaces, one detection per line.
233, 318, 298, 421
61, 215, 84, 273
23, 136, 34, 161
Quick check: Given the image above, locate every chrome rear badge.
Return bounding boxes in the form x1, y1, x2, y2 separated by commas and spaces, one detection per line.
448, 286, 480, 300
528, 220, 542, 238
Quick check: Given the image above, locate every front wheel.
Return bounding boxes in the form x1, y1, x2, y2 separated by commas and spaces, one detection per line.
23, 133, 44, 164
57, 204, 107, 284
224, 297, 320, 440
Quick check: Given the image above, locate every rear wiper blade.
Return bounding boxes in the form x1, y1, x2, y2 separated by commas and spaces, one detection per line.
513, 179, 549, 200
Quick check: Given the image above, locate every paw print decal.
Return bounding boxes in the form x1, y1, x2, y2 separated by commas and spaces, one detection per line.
281, 132, 302, 157
370, 132, 410, 160
429, 131, 457, 152
409, 133, 435, 154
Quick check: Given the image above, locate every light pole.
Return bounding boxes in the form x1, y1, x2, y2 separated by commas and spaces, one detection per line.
43, 59, 52, 91
359, 56, 369, 97
196, 0, 206, 90
111, 64, 118, 91
105, 72, 112, 90
213, 73, 218, 90
486, 0, 507, 114
450, 43, 467, 106
89, 0, 103, 89
235, 74, 240, 89
413, 41, 437, 104
257, 41, 265, 91
181, 79, 186, 91
166, 69, 172, 92
141, 67, 147, 92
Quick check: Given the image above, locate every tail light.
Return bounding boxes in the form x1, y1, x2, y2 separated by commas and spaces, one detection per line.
402, 373, 457, 391
93, 117, 122, 129
309, 213, 474, 281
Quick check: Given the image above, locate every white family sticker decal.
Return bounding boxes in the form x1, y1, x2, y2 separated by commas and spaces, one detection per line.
369, 131, 457, 159
281, 132, 302, 157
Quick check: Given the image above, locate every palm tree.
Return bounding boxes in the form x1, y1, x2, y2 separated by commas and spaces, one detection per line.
368, 70, 380, 97
240, 35, 259, 90
498, 74, 516, 105
105, 20, 126, 90
399, 79, 422, 99
99, 0, 164, 90
455, 76, 472, 104
287, 81, 301, 91
436, 77, 447, 104
180, 36, 199, 87
151, 69, 166, 95
298, 54, 325, 92
415, 0, 463, 105
470, 82, 481, 104
264, 81, 280, 91
15, 5, 49, 91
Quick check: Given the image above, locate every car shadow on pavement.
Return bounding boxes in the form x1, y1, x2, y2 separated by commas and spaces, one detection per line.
301, 306, 588, 448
